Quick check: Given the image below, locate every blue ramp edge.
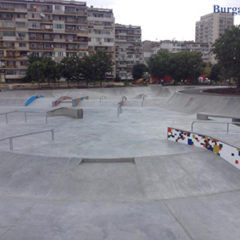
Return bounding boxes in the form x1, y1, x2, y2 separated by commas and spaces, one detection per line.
24, 95, 44, 106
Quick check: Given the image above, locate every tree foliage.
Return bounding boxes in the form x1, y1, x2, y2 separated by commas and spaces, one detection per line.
147, 50, 204, 83
25, 50, 114, 87
209, 64, 221, 82
60, 56, 83, 85
147, 50, 173, 79
26, 55, 59, 86
81, 50, 113, 87
132, 63, 148, 80
213, 25, 240, 88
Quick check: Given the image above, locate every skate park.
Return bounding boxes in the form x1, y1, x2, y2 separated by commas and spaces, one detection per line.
0, 85, 240, 239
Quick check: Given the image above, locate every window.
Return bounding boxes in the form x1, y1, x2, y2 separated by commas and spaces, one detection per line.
15, 4, 26, 9
3, 31, 15, 37
20, 61, 27, 66
16, 22, 25, 28
57, 52, 64, 57
44, 34, 51, 40
53, 24, 65, 29
55, 5, 62, 10
17, 32, 26, 39
19, 42, 26, 47
3, 21, 14, 28
41, 5, 52, 12
4, 42, 14, 48
28, 22, 40, 29
16, 13, 25, 19
0, 3, 13, 9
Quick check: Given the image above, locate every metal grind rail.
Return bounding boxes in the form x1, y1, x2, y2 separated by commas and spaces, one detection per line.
0, 110, 47, 124
191, 120, 240, 133
0, 129, 55, 151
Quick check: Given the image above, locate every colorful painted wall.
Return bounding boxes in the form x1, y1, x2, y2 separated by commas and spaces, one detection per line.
167, 127, 240, 170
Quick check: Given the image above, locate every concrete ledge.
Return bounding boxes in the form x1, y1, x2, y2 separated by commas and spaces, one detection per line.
197, 112, 240, 123
47, 107, 83, 119
167, 127, 240, 170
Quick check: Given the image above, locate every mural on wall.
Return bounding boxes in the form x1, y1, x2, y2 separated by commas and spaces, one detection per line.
167, 127, 240, 170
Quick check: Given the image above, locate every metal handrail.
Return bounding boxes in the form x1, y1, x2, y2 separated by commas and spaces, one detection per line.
0, 110, 47, 124
99, 96, 106, 103
191, 120, 240, 133
0, 129, 54, 151
141, 94, 146, 107
117, 103, 122, 117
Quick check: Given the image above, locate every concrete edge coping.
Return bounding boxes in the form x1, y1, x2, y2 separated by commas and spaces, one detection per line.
197, 112, 240, 122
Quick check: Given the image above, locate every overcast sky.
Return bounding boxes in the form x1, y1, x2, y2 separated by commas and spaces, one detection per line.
86, 0, 240, 41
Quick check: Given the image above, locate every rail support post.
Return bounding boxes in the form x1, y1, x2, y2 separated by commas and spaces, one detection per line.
9, 138, 13, 151
5, 113, 8, 124
24, 112, 27, 122
227, 122, 229, 133
51, 129, 54, 141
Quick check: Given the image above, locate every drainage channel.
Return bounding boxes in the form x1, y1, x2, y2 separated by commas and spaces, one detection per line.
80, 158, 135, 164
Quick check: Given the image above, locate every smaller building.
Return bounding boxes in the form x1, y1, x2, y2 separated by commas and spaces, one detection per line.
195, 12, 233, 44
195, 12, 234, 63
143, 40, 210, 63
115, 24, 143, 80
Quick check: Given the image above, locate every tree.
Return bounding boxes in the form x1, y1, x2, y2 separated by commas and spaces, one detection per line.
147, 49, 172, 79
203, 62, 212, 77
147, 50, 204, 83
213, 25, 240, 89
26, 55, 59, 87
82, 50, 113, 87
43, 56, 59, 86
59, 56, 82, 86
132, 63, 148, 80
209, 64, 221, 82
26, 60, 45, 87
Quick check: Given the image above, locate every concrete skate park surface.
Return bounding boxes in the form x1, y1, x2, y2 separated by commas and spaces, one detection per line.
0, 85, 240, 240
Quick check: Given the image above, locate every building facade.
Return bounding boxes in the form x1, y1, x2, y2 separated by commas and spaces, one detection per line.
115, 24, 143, 80
195, 12, 233, 63
87, 6, 115, 78
195, 12, 234, 44
0, 0, 143, 82
0, 0, 89, 82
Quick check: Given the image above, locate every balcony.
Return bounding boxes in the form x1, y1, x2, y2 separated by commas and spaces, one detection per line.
15, 8, 27, 13
2, 36, 16, 41
0, 7, 15, 12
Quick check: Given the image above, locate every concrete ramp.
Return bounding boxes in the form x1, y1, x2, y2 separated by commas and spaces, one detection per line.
1, 149, 240, 201
168, 90, 240, 116
1, 148, 240, 239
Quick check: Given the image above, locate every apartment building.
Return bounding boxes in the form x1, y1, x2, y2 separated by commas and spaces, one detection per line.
115, 24, 143, 80
0, 0, 88, 82
195, 12, 233, 63
87, 6, 115, 78
143, 40, 210, 63
195, 12, 233, 44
